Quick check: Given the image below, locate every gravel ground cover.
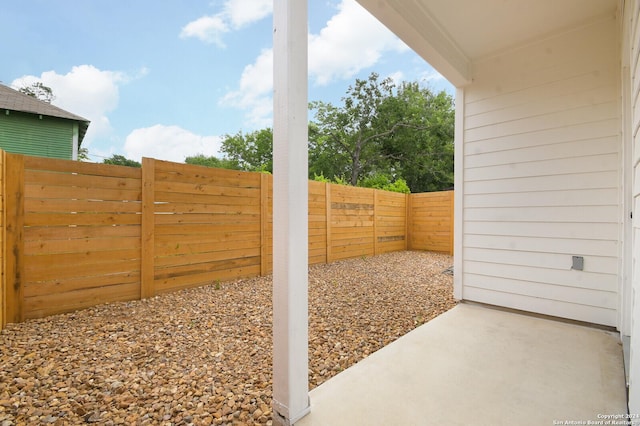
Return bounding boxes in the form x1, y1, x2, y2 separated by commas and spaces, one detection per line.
0, 251, 455, 426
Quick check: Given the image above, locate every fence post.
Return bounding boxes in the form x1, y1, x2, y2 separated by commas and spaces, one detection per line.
373, 189, 378, 256
325, 183, 332, 264
4, 152, 24, 324
141, 157, 155, 299
406, 193, 412, 250
260, 173, 269, 275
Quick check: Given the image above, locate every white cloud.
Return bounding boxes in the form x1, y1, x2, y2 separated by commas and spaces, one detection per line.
219, 48, 273, 128
180, 0, 272, 47
11, 65, 137, 149
309, 0, 408, 85
219, 0, 409, 127
180, 15, 228, 47
124, 125, 223, 163
387, 71, 405, 86
420, 70, 446, 84
224, 0, 272, 28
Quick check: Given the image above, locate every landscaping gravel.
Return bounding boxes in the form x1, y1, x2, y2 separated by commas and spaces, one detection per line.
0, 250, 455, 426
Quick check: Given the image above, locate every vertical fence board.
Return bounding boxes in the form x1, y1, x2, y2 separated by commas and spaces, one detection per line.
373, 190, 378, 256
325, 183, 332, 264
261, 173, 269, 275
404, 193, 409, 251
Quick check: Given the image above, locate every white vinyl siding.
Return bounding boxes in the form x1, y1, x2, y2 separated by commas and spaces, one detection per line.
460, 16, 621, 326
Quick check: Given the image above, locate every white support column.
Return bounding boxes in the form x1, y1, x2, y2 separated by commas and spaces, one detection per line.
453, 87, 464, 300
272, 1, 310, 425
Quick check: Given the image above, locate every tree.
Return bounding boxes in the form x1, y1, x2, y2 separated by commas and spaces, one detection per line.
309, 73, 395, 186
103, 154, 141, 168
221, 128, 274, 173
18, 81, 55, 103
309, 73, 455, 192
184, 154, 240, 170
377, 83, 455, 192
78, 147, 90, 162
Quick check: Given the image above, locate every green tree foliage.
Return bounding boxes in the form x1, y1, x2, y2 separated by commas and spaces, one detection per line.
359, 173, 411, 194
313, 172, 409, 194
213, 73, 454, 193
18, 81, 55, 104
221, 128, 273, 173
103, 154, 141, 168
184, 154, 240, 170
309, 72, 454, 192
309, 73, 395, 186
77, 147, 90, 162
377, 82, 455, 192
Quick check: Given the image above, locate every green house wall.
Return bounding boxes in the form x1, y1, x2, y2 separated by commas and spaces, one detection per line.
0, 110, 74, 159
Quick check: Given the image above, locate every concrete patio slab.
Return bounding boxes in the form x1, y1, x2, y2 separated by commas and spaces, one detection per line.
296, 303, 627, 426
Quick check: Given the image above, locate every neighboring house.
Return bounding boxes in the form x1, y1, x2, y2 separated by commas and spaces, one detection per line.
0, 83, 89, 160
271, 0, 640, 422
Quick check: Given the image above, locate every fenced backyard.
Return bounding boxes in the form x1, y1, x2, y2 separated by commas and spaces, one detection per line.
0, 151, 454, 327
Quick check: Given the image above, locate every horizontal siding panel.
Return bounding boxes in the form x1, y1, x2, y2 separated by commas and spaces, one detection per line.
465, 205, 618, 223
462, 286, 617, 327
465, 171, 618, 194
466, 83, 618, 130
465, 100, 619, 143
465, 221, 619, 241
464, 234, 618, 257
465, 136, 619, 169
464, 261, 617, 294
464, 188, 618, 208
0, 113, 73, 159
465, 273, 616, 311
465, 153, 618, 181
464, 247, 618, 275
465, 118, 619, 156
465, 66, 618, 117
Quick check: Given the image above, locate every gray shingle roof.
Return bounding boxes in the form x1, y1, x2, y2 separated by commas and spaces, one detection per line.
0, 83, 90, 144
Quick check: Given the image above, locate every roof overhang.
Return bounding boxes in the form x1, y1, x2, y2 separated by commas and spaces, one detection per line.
356, 0, 618, 88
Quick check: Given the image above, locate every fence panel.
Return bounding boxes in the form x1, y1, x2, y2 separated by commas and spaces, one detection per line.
408, 190, 454, 254
0, 151, 454, 325
309, 181, 327, 265
329, 185, 375, 261
21, 156, 142, 319
152, 160, 262, 294
375, 190, 407, 254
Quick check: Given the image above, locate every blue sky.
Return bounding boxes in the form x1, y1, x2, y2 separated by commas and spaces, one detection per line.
1, 0, 453, 163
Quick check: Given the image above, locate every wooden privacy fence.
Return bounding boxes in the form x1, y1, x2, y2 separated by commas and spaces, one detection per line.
0, 151, 453, 326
